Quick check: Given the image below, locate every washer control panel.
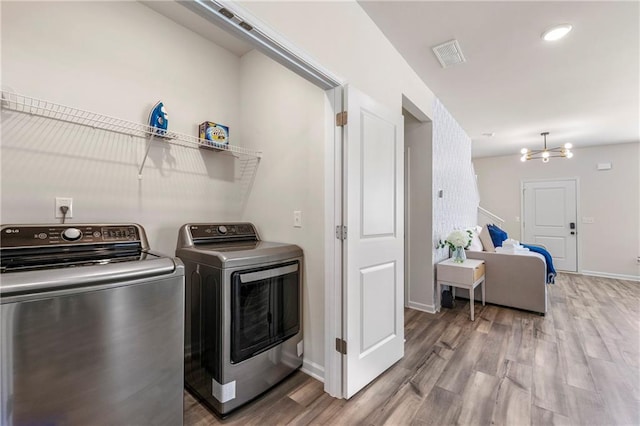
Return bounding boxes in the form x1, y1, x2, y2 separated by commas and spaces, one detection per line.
1, 224, 141, 247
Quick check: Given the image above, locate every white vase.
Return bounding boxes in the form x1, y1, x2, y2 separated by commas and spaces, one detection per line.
452, 246, 466, 263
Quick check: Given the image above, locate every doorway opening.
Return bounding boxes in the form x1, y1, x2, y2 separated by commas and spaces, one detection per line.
403, 102, 435, 313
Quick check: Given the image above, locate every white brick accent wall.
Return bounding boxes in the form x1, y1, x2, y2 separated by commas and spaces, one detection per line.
432, 98, 479, 264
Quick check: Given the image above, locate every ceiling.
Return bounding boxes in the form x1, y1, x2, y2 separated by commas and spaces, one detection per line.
358, 1, 640, 158
142, 1, 253, 56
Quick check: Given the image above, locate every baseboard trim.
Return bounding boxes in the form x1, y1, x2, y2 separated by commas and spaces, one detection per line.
407, 301, 437, 314
580, 270, 640, 282
301, 359, 324, 382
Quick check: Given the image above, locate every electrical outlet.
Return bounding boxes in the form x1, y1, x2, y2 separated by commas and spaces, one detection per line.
55, 197, 73, 218
293, 211, 302, 228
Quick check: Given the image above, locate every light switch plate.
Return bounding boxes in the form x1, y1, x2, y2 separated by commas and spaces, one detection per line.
293, 211, 302, 228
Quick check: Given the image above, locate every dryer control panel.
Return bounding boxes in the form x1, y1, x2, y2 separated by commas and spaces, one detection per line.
188, 223, 258, 242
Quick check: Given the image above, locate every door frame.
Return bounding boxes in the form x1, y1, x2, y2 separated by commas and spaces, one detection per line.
323, 87, 343, 397
520, 177, 582, 273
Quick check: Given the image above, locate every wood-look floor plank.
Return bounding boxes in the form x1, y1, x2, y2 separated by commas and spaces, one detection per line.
589, 357, 640, 425
435, 322, 465, 351
398, 318, 448, 370
504, 360, 532, 392
323, 365, 410, 425
457, 371, 500, 426
183, 274, 639, 426
493, 306, 515, 326
557, 334, 597, 392
551, 302, 576, 332
564, 384, 612, 426
491, 373, 531, 426
286, 392, 343, 426
435, 331, 485, 394
530, 405, 572, 426
287, 379, 325, 408
479, 303, 499, 322
533, 313, 557, 343
362, 378, 423, 426
532, 339, 569, 416
243, 397, 303, 426
407, 346, 450, 398
575, 317, 613, 361
474, 316, 492, 334
474, 321, 509, 377
591, 307, 624, 341
412, 386, 462, 425
505, 317, 535, 365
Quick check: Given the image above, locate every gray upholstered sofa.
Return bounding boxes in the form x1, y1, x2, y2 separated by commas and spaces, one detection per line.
457, 250, 548, 314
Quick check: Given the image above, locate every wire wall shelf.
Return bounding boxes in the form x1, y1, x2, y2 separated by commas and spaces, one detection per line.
1, 91, 262, 178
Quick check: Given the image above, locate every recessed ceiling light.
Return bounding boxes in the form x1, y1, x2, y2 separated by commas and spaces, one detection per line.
542, 24, 572, 41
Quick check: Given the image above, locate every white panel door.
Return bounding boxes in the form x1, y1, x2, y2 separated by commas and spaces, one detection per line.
523, 179, 578, 271
343, 86, 404, 398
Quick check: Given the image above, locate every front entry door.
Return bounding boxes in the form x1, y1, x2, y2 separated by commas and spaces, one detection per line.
522, 179, 578, 271
342, 86, 404, 398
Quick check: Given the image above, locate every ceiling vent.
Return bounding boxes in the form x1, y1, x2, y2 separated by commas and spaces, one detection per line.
432, 39, 466, 68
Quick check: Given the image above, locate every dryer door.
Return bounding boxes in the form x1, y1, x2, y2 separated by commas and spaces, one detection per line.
230, 261, 299, 363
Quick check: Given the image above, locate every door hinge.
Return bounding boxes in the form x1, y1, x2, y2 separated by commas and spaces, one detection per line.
335, 338, 347, 355
335, 225, 347, 240
336, 111, 348, 127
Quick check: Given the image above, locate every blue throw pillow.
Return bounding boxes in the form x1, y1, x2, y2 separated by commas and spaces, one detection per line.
487, 224, 508, 247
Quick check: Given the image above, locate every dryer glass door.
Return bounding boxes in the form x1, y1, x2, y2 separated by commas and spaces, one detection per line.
230, 261, 300, 363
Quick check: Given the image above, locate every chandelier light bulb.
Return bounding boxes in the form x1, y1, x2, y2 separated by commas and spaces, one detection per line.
564, 142, 573, 149
521, 155, 528, 162
542, 151, 550, 158
520, 148, 529, 154
566, 151, 574, 158
542, 157, 550, 163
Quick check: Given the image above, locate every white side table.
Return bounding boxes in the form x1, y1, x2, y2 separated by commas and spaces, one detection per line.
437, 258, 486, 321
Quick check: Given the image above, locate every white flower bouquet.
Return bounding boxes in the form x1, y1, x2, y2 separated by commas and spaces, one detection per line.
438, 229, 473, 251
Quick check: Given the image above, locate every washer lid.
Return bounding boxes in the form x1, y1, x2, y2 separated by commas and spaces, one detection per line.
0, 254, 182, 298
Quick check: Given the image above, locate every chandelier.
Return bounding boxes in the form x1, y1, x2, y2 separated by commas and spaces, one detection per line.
520, 132, 573, 163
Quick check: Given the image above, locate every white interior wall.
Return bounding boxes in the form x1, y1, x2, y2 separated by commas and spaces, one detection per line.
236, 1, 435, 116
238, 50, 326, 377
1, 1, 244, 254
404, 113, 434, 312
474, 142, 640, 280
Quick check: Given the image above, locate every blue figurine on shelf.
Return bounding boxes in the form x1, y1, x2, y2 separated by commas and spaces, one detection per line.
148, 101, 168, 135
